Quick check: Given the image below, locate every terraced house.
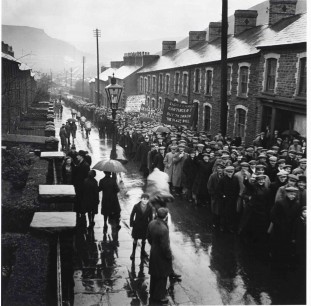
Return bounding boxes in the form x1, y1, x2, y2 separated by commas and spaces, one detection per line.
136, 0, 306, 145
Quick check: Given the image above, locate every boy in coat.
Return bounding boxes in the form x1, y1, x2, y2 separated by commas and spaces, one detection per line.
130, 193, 153, 260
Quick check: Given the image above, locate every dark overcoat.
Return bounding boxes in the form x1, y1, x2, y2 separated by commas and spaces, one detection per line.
83, 177, 99, 214
192, 160, 213, 198
98, 176, 121, 215
130, 202, 153, 239
182, 156, 197, 190
153, 153, 165, 172
207, 172, 223, 215
147, 219, 173, 277
72, 160, 90, 212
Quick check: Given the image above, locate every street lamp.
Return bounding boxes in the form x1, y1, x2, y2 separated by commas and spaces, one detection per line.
105, 73, 123, 160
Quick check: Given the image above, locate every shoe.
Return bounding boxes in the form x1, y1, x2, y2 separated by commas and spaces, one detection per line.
130, 253, 135, 260
141, 250, 149, 258
170, 271, 181, 279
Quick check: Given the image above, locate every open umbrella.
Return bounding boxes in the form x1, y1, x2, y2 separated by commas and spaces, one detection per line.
281, 130, 300, 137
140, 116, 154, 122
93, 159, 127, 173
152, 125, 171, 133
67, 118, 77, 123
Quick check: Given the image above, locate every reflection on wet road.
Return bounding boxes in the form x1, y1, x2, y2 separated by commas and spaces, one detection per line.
56, 105, 305, 305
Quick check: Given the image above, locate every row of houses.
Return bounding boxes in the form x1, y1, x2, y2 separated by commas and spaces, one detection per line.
89, 0, 306, 145
2, 41, 37, 133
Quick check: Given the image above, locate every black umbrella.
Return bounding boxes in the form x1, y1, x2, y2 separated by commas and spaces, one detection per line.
281, 130, 300, 137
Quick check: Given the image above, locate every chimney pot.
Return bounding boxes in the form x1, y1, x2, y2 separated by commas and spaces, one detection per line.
269, 0, 298, 25
189, 31, 207, 49
208, 22, 222, 42
162, 41, 176, 55
234, 10, 258, 36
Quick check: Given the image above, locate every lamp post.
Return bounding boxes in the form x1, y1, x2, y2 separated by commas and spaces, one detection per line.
105, 74, 123, 160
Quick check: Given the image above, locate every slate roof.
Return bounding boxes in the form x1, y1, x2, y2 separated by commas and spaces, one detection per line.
19, 62, 32, 71
114, 65, 142, 80
2, 52, 21, 64
139, 13, 306, 73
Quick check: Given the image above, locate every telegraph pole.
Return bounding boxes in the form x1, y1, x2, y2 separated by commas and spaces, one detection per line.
220, 0, 228, 137
70, 67, 73, 90
93, 28, 101, 107
82, 56, 85, 100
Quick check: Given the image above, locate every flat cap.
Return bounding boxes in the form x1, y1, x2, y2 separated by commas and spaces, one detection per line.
157, 207, 169, 219
288, 174, 299, 181
285, 186, 298, 192
225, 166, 235, 172
277, 170, 288, 176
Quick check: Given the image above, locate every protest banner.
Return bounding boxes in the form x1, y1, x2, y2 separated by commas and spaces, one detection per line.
161, 98, 195, 126
124, 95, 146, 112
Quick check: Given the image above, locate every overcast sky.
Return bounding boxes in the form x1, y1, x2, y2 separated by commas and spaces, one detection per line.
2, 0, 264, 43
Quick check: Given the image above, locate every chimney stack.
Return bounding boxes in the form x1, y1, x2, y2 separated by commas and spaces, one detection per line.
189, 31, 207, 49
269, 0, 298, 25
234, 10, 258, 36
162, 41, 176, 55
208, 22, 222, 42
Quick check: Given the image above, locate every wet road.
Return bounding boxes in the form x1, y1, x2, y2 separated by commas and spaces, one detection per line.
55, 105, 306, 305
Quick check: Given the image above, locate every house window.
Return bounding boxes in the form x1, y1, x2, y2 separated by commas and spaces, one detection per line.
158, 97, 162, 110
140, 77, 143, 92
147, 96, 150, 107
152, 99, 155, 109
227, 65, 232, 94
238, 65, 250, 97
147, 75, 151, 92
194, 68, 200, 92
152, 76, 156, 93
174, 72, 180, 93
204, 105, 211, 131
298, 57, 306, 97
182, 72, 188, 95
265, 58, 277, 92
159, 74, 163, 92
235, 108, 247, 138
165, 74, 170, 94
144, 78, 147, 93
205, 69, 213, 95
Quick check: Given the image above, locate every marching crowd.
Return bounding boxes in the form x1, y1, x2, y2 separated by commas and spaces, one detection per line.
58, 107, 306, 304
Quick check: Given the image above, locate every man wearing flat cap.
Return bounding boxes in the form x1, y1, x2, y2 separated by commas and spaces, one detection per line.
275, 173, 299, 203
73, 150, 91, 223
172, 144, 188, 196
293, 158, 307, 176
147, 208, 173, 304
270, 185, 300, 267
218, 165, 239, 232
266, 156, 278, 182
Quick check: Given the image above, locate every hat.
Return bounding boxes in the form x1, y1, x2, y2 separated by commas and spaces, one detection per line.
283, 164, 292, 169
277, 170, 288, 176
293, 139, 299, 143
249, 160, 257, 165
296, 151, 303, 156
222, 150, 230, 155
225, 166, 235, 172
210, 141, 216, 145
288, 174, 299, 181
170, 137, 177, 141
299, 158, 307, 163
246, 148, 254, 153
221, 154, 230, 159
178, 143, 186, 148
202, 153, 209, 157
159, 146, 166, 150
179, 139, 187, 144
288, 150, 296, 154
71, 144, 76, 149
277, 159, 286, 164
272, 146, 279, 151
258, 154, 267, 159
256, 174, 266, 180
215, 162, 225, 169
269, 156, 277, 161
257, 147, 263, 151
285, 186, 298, 192
277, 137, 283, 142
240, 162, 250, 167
170, 145, 177, 150
267, 150, 275, 155
256, 164, 266, 169
157, 207, 169, 219
197, 143, 205, 147
298, 175, 306, 182
77, 150, 86, 157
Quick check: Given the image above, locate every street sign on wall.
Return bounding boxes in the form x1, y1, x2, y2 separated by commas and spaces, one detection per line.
161, 98, 195, 126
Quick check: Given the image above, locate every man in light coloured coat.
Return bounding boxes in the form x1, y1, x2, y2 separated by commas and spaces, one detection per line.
172, 144, 188, 195
163, 145, 177, 190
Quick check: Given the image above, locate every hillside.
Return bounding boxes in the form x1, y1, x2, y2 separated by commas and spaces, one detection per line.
1, 25, 99, 76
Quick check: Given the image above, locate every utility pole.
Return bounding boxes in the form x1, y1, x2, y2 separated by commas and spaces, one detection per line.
82, 56, 85, 100
93, 28, 101, 107
65, 70, 68, 88
70, 67, 73, 90
220, 0, 228, 137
